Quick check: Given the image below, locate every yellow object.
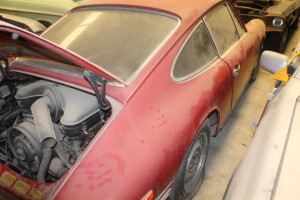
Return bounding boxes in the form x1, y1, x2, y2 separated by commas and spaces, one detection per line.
0, 171, 16, 187
30, 188, 44, 200
288, 51, 300, 65
272, 51, 300, 84
13, 180, 30, 195
273, 66, 290, 83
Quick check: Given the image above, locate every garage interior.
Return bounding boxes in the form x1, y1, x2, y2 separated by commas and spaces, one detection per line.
193, 20, 300, 200
0, 1, 299, 199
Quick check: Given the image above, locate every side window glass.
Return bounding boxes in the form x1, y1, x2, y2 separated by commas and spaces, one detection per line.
204, 4, 239, 55
172, 22, 217, 81
226, 4, 246, 37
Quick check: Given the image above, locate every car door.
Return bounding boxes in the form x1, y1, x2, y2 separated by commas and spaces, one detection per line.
171, 21, 233, 126
204, 3, 258, 108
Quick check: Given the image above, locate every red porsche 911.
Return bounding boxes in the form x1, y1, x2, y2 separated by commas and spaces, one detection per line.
0, 0, 265, 199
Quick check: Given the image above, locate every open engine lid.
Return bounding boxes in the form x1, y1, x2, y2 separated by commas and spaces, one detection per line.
0, 21, 124, 84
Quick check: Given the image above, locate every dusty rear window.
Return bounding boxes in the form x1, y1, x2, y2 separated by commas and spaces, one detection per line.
42, 8, 178, 82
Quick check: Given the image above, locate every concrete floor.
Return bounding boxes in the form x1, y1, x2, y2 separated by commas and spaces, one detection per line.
193, 22, 300, 200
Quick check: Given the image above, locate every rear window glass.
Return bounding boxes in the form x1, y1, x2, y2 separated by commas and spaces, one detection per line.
42, 8, 178, 82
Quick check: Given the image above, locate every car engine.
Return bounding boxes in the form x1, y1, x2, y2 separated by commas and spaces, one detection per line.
0, 79, 110, 182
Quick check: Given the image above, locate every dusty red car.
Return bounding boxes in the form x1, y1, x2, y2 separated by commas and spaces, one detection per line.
0, 0, 265, 199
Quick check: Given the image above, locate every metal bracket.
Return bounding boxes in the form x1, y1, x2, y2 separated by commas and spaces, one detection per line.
84, 69, 111, 112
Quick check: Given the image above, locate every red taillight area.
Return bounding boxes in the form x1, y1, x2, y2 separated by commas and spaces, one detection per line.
0, 165, 56, 200
142, 190, 154, 200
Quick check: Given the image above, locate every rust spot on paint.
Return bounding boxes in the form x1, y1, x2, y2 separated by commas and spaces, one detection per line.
89, 182, 95, 191
84, 171, 95, 176
97, 178, 112, 188
158, 120, 168, 127
80, 154, 125, 190
98, 164, 104, 168
104, 154, 125, 174
157, 114, 166, 120
96, 169, 113, 180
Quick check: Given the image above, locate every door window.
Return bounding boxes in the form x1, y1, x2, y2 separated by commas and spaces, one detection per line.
226, 4, 246, 37
204, 4, 240, 55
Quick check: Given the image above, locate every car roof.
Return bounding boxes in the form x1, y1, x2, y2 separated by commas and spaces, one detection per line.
81, 0, 223, 23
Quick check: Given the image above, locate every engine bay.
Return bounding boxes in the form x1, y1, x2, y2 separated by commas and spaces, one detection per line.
0, 77, 111, 183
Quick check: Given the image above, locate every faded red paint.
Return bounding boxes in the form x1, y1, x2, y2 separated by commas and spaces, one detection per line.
0, 0, 265, 199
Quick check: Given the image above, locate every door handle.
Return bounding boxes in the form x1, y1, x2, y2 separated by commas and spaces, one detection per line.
233, 65, 240, 77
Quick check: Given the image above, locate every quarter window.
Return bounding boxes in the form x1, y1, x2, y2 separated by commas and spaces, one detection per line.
204, 4, 240, 55
172, 22, 217, 81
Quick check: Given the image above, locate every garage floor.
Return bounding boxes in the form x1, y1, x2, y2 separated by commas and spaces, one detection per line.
193, 22, 300, 200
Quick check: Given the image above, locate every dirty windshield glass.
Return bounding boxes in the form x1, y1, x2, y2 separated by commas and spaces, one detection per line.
42, 8, 178, 82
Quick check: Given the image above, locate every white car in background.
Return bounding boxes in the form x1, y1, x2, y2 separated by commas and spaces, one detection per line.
223, 39, 300, 200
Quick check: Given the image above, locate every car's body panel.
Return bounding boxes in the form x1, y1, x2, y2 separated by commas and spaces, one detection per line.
51, 5, 264, 200
221, 32, 258, 108
0, 0, 265, 199
224, 73, 300, 200
267, 0, 300, 16
233, 0, 300, 52
273, 97, 300, 200
234, 0, 300, 32
223, 39, 300, 200
54, 57, 234, 200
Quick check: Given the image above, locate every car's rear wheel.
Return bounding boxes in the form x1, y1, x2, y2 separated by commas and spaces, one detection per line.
169, 119, 211, 200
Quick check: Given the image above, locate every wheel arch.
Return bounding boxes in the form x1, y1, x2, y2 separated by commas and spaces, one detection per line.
169, 112, 213, 200
207, 109, 220, 137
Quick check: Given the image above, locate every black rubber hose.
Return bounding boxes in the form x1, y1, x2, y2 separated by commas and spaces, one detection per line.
37, 148, 52, 183
6, 128, 19, 163
1, 109, 22, 121
37, 138, 56, 183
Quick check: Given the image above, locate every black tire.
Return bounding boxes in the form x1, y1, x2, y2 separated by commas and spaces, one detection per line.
169, 119, 211, 200
291, 19, 299, 29
249, 62, 259, 83
265, 28, 289, 53
278, 27, 289, 53
249, 43, 263, 83
291, 10, 300, 29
